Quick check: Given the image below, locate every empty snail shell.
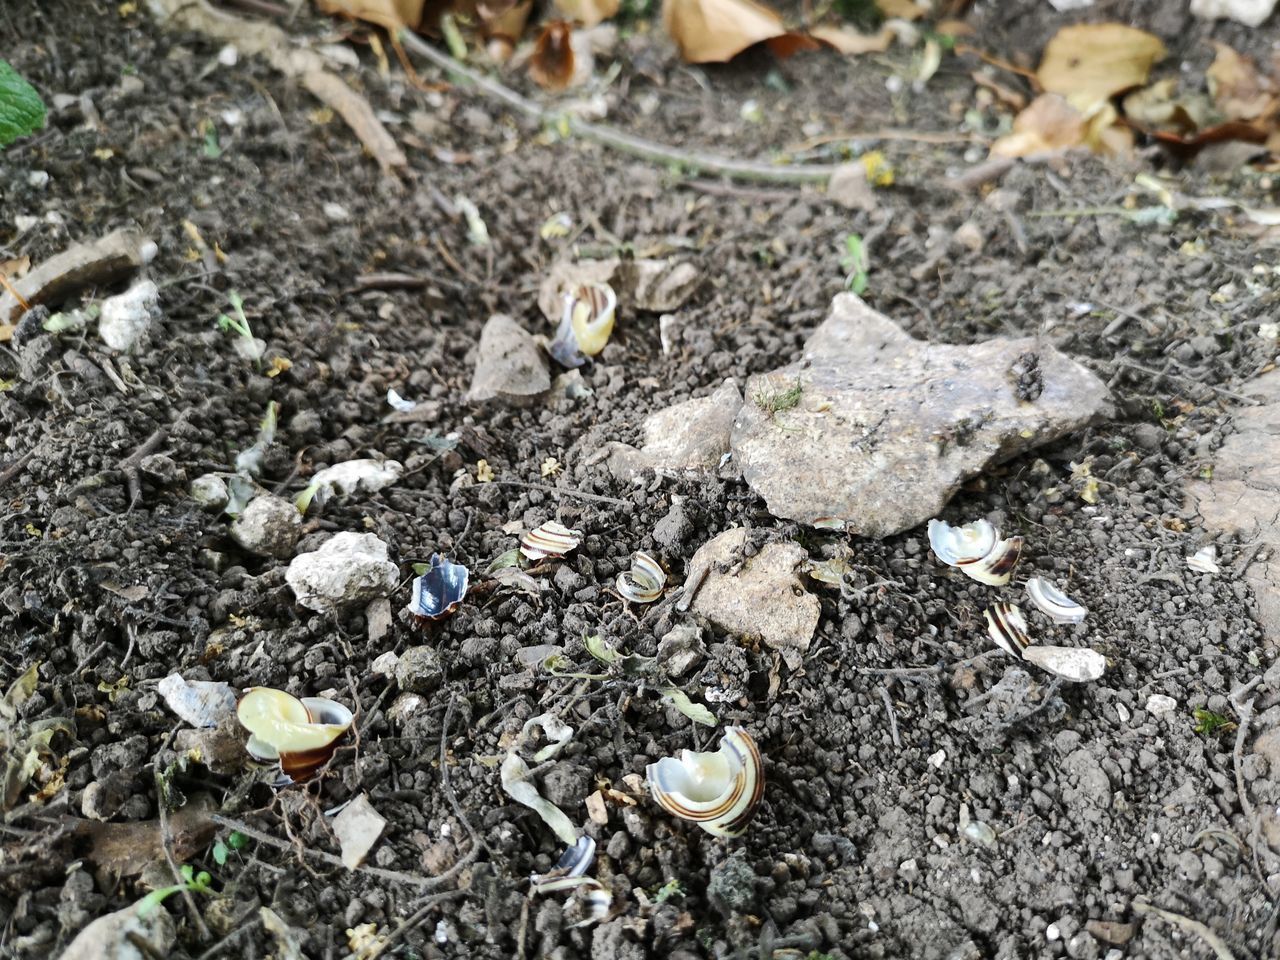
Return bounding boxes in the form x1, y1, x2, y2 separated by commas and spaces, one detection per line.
616, 551, 665, 603
647, 726, 763, 838
406, 554, 469, 621
1024, 577, 1087, 624
985, 601, 1031, 658
520, 521, 583, 561
237, 687, 353, 781
531, 835, 596, 892
928, 518, 1022, 586
1023, 645, 1106, 682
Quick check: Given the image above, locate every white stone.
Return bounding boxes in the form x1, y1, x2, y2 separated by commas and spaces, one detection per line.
190, 473, 229, 510
98, 280, 160, 352
286, 532, 398, 613
230, 494, 301, 558
1190, 0, 1276, 26
311, 459, 403, 497
1145, 694, 1178, 716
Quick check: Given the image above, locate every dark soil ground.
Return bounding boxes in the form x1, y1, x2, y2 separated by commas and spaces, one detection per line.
3, 0, 1280, 958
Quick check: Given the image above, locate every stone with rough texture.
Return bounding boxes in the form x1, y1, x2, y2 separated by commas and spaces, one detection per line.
1190, 0, 1276, 27
731, 294, 1112, 537
466, 315, 550, 403
230, 494, 301, 558
1187, 370, 1280, 643
685, 528, 819, 670
595, 379, 742, 478
98, 280, 160, 352
285, 532, 398, 613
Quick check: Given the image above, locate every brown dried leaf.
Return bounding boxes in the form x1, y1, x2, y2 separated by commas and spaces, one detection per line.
480, 0, 532, 40
314, 0, 426, 30
662, 0, 787, 63
972, 71, 1026, 110
0, 257, 30, 281
1207, 41, 1276, 122
530, 21, 576, 90
554, 0, 618, 27
990, 93, 1086, 157
301, 70, 407, 174
1036, 23, 1166, 112
875, 0, 925, 19
809, 25, 893, 55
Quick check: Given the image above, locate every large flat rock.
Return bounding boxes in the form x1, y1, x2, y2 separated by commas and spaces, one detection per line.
1187, 370, 1280, 643
730, 294, 1112, 537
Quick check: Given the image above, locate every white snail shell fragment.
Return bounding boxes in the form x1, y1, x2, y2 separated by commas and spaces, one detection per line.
1023, 645, 1106, 682
928, 518, 1023, 586
985, 601, 1031, 658
549, 282, 617, 367
647, 726, 764, 838
616, 551, 665, 603
531, 835, 597, 892
237, 687, 353, 781
1024, 577, 1087, 624
1187, 546, 1220, 576
520, 521, 584, 561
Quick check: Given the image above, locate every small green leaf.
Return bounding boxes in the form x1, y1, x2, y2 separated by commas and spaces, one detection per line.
294, 479, 323, 516
0, 60, 46, 150
583, 634, 619, 665
227, 830, 249, 850
484, 548, 521, 574
212, 840, 228, 866
659, 688, 717, 726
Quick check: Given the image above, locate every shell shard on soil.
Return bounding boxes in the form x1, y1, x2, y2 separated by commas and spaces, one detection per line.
616, 551, 666, 603
237, 687, 353, 780
520, 521, 583, 561
548, 281, 617, 367
1187, 546, 1220, 575
1024, 577, 1088, 624
407, 554, 470, 621
157, 674, 236, 728
928, 518, 1022, 586
531, 835, 596, 892
500, 752, 579, 846
985, 601, 1031, 658
1022, 644, 1107, 682
647, 726, 763, 838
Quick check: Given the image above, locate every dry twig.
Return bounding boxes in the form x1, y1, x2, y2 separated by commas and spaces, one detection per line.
1130, 901, 1236, 960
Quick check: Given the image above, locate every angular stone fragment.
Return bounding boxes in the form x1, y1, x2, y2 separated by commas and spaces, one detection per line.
595, 379, 742, 479
1187, 369, 1280, 643
285, 532, 398, 613
731, 294, 1112, 537
465, 314, 550, 403
684, 528, 819, 670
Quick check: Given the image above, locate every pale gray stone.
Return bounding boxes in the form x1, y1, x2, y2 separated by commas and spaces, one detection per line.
230, 494, 301, 557
466, 314, 550, 403
285, 532, 398, 613
731, 294, 1112, 537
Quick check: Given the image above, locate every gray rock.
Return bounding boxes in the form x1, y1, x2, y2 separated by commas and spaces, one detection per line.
827, 163, 877, 211
656, 624, 706, 678
540, 762, 590, 808
684, 528, 819, 670
466, 315, 550, 403
708, 852, 756, 914
140, 453, 183, 486
98, 280, 160, 353
230, 494, 301, 558
652, 499, 695, 550
1187, 369, 1280, 643
596, 379, 742, 478
394, 645, 444, 694
731, 294, 1112, 537
190, 473, 229, 510
285, 532, 398, 612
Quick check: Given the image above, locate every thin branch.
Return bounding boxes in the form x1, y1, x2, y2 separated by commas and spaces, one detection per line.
397, 32, 841, 185
878, 686, 902, 749
1130, 901, 1236, 960
487, 479, 630, 507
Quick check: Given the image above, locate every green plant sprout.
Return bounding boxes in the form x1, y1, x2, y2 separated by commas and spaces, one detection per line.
136, 864, 212, 917
1192, 708, 1235, 737
841, 233, 869, 294
216, 290, 253, 341
753, 378, 803, 417
653, 878, 685, 904
212, 830, 249, 866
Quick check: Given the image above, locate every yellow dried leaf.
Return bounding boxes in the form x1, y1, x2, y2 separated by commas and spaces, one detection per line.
93, 148, 114, 161
874, 0, 925, 19
809, 25, 892, 55
554, 0, 619, 27
860, 150, 894, 186
1036, 23, 1165, 112
314, 0, 426, 30
990, 94, 1086, 158
266, 356, 292, 377
662, 0, 786, 63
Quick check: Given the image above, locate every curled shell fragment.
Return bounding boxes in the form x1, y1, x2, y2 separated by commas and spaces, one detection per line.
927, 518, 1022, 586
237, 687, 353, 781
406, 554, 469, 621
520, 521, 583, 561
616, 551, 666, 603
549, 282, 617, 367
1024, 577, 1087, 624
647, 726, 763, 838
531, 836, 596, 892
1187, 546, 1220, 575
985, 601, 1031, 658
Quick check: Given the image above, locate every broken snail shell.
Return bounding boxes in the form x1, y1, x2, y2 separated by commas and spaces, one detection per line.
237, 687, 353, 781
1187, 546, 1220, 576
520, 521, 583, 561
647, 726, 763, 838
616, 551, 666, 603
1024, 577, 1087, 625
1023, 645, 1106, 683
548, 282, 617, 367
985, 601, 1031, 658
531, 835, 596, 892
406, 553, 469, 621
928, 518, 1023, 586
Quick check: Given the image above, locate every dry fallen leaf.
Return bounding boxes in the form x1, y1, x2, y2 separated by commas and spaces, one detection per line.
1036, 23, 1166, 112
530, 21, 576, 90
875, 0, 925, 18
0, 256, 30, 281
990, 94, 1086, 157
554, 0, 619, 27
1207, 42, 1276, 122
809, 25, 893, 55
662, 0, 802, 63
314, 0, 426, 30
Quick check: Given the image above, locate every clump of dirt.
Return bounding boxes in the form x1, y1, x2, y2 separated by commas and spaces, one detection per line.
1, 1, 1278, 958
